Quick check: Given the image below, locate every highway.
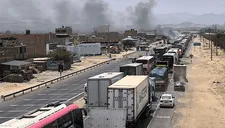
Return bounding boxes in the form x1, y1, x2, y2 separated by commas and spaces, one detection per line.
0, 51, 143, 123
136, 39, 193, 128
0, 38, 193, 127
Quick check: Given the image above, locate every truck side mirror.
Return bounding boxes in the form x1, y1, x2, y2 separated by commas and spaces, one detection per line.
81, 108, 87, 116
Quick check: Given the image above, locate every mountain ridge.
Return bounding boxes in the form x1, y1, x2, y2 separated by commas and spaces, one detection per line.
156, 12, 225, 25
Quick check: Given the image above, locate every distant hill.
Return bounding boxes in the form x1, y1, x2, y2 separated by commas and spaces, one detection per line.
156, 12, 225, 25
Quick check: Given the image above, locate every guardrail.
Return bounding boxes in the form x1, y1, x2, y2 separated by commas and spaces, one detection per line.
1, 58, 116, 101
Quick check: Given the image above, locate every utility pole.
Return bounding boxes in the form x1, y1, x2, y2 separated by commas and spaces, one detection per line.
211, 36, 213, 61
215, 26, 218, 56
107, 25, 110, 55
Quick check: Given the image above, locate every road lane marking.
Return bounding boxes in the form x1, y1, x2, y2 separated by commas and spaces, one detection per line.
0, 110, 4, 112
147, 103, 160, 128
0, 117, 14, 119
67, 92, 84, 102
10, 105, 19, 107
24, 99, 32, 101
8, 110, 25, 112
37, 94, 46, 95
155, 116, 171, 119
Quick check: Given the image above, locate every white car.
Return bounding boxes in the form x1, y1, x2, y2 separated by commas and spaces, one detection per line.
159, 94, 175, 108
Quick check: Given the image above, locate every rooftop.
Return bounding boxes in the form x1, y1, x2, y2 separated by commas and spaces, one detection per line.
1, 60, 31, 66
121, 63, 142, 67
88, 72, 123, 80
137, 56, 154, 60
109, 76, 148, 88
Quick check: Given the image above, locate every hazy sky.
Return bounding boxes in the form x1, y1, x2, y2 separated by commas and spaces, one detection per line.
106, 0, 225, 14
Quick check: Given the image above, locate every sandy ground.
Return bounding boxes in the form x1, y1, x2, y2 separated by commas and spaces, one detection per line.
173, 36, 225, 128
0, 50, 136, 96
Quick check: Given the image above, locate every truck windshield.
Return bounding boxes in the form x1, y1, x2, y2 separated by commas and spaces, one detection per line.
162, 56, 174, 67
136, 60, 148, 64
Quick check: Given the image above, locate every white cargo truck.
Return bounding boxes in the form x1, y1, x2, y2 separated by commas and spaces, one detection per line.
107, 76, 152, 127
87, 72, 124, 108
84, 108, 126, 128
119, 63, 143, 75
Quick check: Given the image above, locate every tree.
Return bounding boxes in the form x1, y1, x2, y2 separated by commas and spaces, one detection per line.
48, 48, 72, 62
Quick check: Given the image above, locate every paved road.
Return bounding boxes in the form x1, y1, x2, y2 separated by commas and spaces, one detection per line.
142, 38, 193, 128
0, 51, 143, 123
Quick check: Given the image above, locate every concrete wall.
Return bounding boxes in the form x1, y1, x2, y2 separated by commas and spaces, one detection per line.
0, 34, 55, 58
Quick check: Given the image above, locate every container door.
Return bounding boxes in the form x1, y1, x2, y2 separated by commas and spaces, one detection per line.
126, 89, 134, 121
99, 80, 110, 107
88, 80, 98, 107
107, 88, 114, 108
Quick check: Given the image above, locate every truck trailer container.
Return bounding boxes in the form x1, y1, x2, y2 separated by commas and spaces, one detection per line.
84, 108, 126, 128
87, 72, 124, 108
119, 63, 143, 75
107, 76, 151, 127
149, 67, 168, 91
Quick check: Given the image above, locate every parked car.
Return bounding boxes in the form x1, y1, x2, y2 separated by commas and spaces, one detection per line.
159, 94, 175, 108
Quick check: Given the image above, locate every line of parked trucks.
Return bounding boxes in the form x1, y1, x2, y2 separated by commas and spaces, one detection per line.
83, 35, 191, 128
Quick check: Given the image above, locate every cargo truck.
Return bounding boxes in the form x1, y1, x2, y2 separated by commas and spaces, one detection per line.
136, 56, 155, 75
149, 66, 168, 91
167, 48, 180, 62
161, 53, 176, 71
107, 76, 152, 127
120, 63, 143, 75
86, 72, 124, 108
173, 64, 187, 91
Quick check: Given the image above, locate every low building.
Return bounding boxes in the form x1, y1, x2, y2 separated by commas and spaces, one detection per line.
55, 26, 72, 35
1, 60, 31, 71
0, 33, 55, 58
124, 29, 137, 37
95, 32, 122, 42
0, 37, 26, 63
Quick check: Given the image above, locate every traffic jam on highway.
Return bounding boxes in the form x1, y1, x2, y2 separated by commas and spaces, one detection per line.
0, 34, 193, 128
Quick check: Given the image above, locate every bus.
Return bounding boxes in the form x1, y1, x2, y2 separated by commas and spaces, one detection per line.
136, 56, 155, 75
167, 48, 179, 61
161, 53, 176, 70
0, 102, 86, 128
28, 104, 86, 128
153, 46, 168, 59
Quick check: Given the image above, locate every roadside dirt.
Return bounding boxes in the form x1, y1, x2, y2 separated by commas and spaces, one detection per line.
173, 36, 225, 128
0, 50, 136, 96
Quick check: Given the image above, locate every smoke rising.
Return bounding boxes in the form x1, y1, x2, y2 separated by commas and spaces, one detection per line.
132, 0, 156, 30
81, 0, 112, 32
0, 0, 156, 33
